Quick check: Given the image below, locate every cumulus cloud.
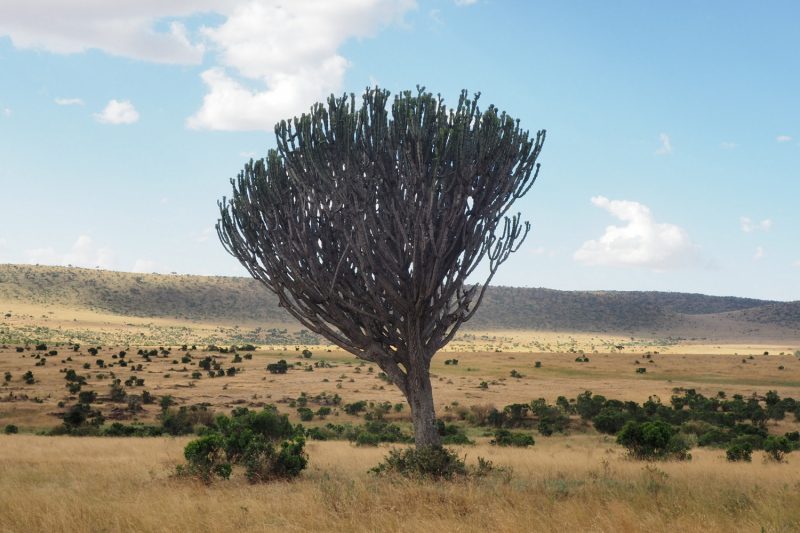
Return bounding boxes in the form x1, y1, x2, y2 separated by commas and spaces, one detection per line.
0, 1, 415, 132
186, 0, 415, 131
94, 99, 139, 124
654, 133, 673, 155
23, 235, 116, 269
754, 247, 764, 260
0, 2, 209, 64
454, 0, 478, 4
573, 196, 700, 272
740, 217, 772, 233
55, 97, 84, 105
238, 151, 256, 157
132, 259, 171, 274
721, 142, 738, 149
777, 136, 792, 142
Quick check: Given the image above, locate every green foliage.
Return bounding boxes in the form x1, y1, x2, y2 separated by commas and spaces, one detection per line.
343, 401, 368, 415
616, 420, 689, 460
534, 361, 542, 368
78, 390, 97, 404
179, 406, 306, 483
726, 443, 753, 462
266, 359, 289, 374
635, 367, 647, 374
764, 435, 792, 462
370, 445, 467, 480
301, 349, 312, 358
490, 429, 535, 447
4, 424, 19, 434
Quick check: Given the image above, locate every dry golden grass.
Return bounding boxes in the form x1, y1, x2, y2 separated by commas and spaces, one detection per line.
3, 339, 800, 532
1, 435, 800, 532
2, 343, 799, 430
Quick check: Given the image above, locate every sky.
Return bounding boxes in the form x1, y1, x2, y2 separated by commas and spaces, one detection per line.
0, 0, 798, 301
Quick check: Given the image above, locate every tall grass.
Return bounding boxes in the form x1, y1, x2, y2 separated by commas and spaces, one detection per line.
1, 435, 799, 532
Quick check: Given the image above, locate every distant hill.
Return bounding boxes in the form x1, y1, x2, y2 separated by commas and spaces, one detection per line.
0, 264, 797, 335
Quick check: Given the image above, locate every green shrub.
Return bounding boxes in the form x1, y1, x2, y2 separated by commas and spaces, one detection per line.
490, 429, 535, 447
616, 420, 690, 460
67, 382, 82, 394
764, 435, 792, 462
178, 435, 232, 482
370, 445, 467, 480
534, 361, 542, 368
635, 367, 647, 374
4, 424, 19, 434
343, 401, 368, 415
726, 443, 753, 462
242, 436, 308, 482
266, 360, 289, 374
302, 349, 312, 358
78, 390, 97, 404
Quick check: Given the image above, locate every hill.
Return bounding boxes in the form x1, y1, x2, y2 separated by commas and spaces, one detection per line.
0, 264, 797, 340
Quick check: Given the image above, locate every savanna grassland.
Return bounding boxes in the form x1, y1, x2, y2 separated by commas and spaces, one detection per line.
2, 264, 800, 532
2, 342, 800, 532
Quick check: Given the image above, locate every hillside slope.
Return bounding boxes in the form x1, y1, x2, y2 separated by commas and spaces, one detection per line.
0, 264, 796, 335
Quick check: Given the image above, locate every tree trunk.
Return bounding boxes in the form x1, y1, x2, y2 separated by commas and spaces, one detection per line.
404, 355, 441, 448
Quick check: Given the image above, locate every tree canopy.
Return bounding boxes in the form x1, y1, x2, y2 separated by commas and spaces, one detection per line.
218, 87, 544, 446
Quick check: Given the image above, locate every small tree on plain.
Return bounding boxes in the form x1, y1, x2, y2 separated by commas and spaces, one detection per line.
218, 87, 544, 447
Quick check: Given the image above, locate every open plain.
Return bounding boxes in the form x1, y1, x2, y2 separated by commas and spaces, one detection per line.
1, 265, 800, 532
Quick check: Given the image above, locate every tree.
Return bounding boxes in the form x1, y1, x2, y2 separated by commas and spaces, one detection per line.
218, 87, 544, 447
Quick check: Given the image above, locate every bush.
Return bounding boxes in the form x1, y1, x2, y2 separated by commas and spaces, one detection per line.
635, 367, 647, 374
616, 420, 690, 460
764, 435, 792, 462
370, 445, 467, 480
490, 429, 535, 447
343, 401, 368, 415
4, 424, 19, 434
178, 435, 232, 482
726, 443, 753, 462
302, 349, 312, 358
78, 390, 97, 404
267, 360, 289, 374
179, 406, 307, 483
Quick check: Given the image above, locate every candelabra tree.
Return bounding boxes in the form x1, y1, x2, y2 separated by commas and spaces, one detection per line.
218, 87, 545, 447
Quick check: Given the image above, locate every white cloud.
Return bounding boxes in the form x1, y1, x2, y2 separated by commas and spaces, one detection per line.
94, 99, 139, 124
133, 259, 171, 274
238, 151, 257, 157
0, 3, 209, 64
55, 97, 84, 105
429, 9, 443, 23
740, 217, 772, 233
23, 235, 116, 269
721, 142, 738, 149
186, 0, 415, 131
654, 133, 673, 155
454, 0, 478, 5
754, 247, 764, 260
190, 227, 215, 243
573, 196, 700, 272
3, 109, 10, 116
777, 136, 792, 142
0, 1, 415, 132
160, 198, 168, 203
793, 259, 800, 267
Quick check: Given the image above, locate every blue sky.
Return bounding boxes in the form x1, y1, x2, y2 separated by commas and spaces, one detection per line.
0, 1, 798, 300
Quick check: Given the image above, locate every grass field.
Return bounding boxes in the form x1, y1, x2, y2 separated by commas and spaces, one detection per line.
2, 340, 800, 531
1, 435, 800, 532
